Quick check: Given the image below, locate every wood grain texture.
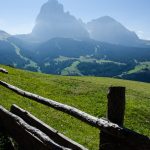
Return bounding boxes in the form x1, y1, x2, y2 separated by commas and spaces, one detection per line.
0, 106, 70, 150
0, 68, 8, 74
10, 104, 88, 150
0, 80, 150, 150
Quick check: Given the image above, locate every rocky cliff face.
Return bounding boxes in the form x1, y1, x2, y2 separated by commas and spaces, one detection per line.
31, 0, 89, 42
14, 1, 143, 47
86, 16, 140, 46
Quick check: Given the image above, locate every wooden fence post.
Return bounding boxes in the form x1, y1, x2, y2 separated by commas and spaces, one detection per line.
107, 86, 125, 126
99, 86, 126, 150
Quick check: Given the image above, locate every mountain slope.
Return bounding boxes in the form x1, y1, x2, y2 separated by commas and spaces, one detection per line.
0, 30, 10, 40
0, 0, 150, 82
0, 40, 27, 67
0, 64, 150, 149
87, 16, 141, 46
15, 0, 144, 47
30, 0, 89, 42
32, 38, 150, 82
0, 36, 150, 82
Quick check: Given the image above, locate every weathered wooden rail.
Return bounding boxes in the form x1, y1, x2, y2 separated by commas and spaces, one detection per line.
10, 104, 87, 150
0, 80, 150, 150
0, 106, 70, 150
0, 68, 8, 74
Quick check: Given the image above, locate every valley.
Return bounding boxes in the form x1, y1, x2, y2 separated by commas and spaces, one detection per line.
0, 0, 150, 83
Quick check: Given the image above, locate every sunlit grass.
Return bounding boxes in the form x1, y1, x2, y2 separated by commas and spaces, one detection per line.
0, 64, 150, 150
127, 61, 150, 74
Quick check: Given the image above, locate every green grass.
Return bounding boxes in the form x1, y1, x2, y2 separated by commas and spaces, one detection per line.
61, 61, 82, 76
59, 56, 125, 76
0, 64, 150, 150
127, 61, 150, 74
11, 43, 41, 72
55, 55, 125, 65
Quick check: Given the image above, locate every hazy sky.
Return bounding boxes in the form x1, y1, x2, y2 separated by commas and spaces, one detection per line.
0, 0, 149, 40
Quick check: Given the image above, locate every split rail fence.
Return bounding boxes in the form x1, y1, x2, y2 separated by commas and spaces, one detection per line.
0, 80, 150, 150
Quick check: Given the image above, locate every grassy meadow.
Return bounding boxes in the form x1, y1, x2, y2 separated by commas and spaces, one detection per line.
0, 64, 150, 149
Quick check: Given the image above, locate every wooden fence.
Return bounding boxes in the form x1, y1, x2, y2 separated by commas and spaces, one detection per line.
0, 80, 150, 150
0, 68, 8, 74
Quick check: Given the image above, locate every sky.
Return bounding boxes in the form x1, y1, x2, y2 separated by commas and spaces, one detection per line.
0, 0, 150, 40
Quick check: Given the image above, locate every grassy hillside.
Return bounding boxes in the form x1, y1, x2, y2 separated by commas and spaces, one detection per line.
0, 64, 150, 150
1, 37, 150, 83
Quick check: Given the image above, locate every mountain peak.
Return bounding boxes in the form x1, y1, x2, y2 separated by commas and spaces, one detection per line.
97, 16, 116, 22
87, 16, 140, 46
91, 16, 122, 26
48, 0, 58, 2
31, 0, 89, 42
36, 0, 63, 21
48, 0, 60, 4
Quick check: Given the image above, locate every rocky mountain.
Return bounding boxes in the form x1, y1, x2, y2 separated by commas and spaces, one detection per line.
86, 16, 141, 46
0, 0, 150, 82
30, 0, 89, 42
15, 0, 145, 47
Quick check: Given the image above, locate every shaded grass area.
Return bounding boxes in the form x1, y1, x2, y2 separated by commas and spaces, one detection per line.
0, 64, 150, 150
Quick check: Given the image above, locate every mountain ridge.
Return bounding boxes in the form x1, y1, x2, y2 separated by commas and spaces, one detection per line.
0, 30, 11, 40
11, 0, 145, 46
86, 16, 141, 46
0, 36, 150, 82
0, 0, 150, 83
30, 0, 89, 42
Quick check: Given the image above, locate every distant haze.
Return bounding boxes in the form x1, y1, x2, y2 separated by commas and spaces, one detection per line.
31, 0, 89, 41
0, 0, 150, 40
17, 0, 139, 46
0, 0, 150, 83
86, 16, 140, 46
